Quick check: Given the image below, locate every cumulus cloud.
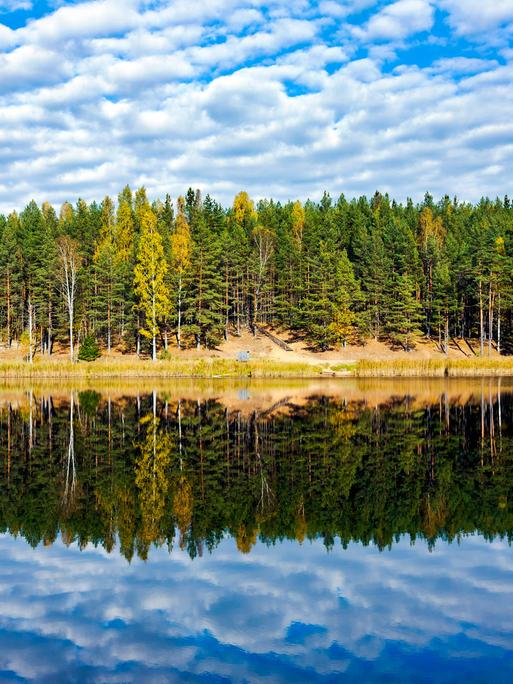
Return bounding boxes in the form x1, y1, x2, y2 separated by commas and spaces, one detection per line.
352, 0, 434, 41
0, 0, 511, 212
439, 0, 513, 37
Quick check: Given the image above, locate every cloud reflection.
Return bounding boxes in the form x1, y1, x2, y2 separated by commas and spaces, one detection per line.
1, 534, 513, 682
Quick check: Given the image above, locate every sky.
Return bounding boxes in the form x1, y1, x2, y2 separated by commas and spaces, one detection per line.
0, 0, 512, 212
2, 534, 513, 681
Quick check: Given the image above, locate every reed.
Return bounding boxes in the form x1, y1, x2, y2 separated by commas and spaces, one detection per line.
447, 357, 513, 376
355, 359, 447, 377
356, 357, 513, 377
0, 356, 321, 379
4, 354, 513, 379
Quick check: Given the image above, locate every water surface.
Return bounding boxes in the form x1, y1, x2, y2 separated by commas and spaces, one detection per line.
1, 379, 513, 682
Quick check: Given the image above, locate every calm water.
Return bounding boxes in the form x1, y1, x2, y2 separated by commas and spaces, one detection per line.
1, 379, 513, 682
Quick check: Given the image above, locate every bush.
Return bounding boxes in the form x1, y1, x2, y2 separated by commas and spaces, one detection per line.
78, 335, 100, 362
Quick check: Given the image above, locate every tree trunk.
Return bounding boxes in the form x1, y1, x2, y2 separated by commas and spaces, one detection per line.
444, 311, 449, 356
6, 274, 11, 346
69, 304, 74, 362
177, 279, 182, 349
107, 299, 111, 353
225, 266, 229, 340
151, 292, 157, 361
479, 279, 484, 356
28, 293, 33, 363
48, 296, 52, 355
136, 310, 141, 356
498, 293, 501, 355
488, 282, 493, 357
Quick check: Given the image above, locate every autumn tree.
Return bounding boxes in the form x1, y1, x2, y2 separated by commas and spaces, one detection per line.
170, 197, 191, 349
135, 410, 172, 553
133, 204, 171, 361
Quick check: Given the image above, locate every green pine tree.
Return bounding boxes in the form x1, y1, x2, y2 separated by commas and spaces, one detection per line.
78, 335, 101, 361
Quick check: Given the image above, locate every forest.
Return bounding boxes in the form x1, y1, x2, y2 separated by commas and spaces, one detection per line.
0, 392, 510, 560
0, 187, 512, 360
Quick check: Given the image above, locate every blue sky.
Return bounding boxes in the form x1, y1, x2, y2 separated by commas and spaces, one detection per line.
0, 0, 512, 212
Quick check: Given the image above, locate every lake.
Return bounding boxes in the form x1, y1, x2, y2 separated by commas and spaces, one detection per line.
1, 378, 513, 682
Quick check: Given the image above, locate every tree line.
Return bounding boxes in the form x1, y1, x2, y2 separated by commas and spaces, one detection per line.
1, 187, 512, 359
0, 392, 510, 560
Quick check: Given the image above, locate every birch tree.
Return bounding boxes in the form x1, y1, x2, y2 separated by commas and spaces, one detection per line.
170, 197, 191, 349
57, 236, 80, 361
134, 205, 171, 361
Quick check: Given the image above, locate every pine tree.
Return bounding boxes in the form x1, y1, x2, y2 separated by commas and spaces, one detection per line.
183, 215, 225, 348
0, 212, 22, 346
299, 242, 360, 350
386, 272, 423, 350
94, 197, 126, 352
78, 335, 100, 361
20, 201, 48, 358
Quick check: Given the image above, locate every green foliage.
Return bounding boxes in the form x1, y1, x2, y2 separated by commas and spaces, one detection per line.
78, 335, 101, 361
2, 189, 513, 356
183, 214, 225, 348
1, 390, 513, 560
298, 242, 360, 350
78, 390, 102, 415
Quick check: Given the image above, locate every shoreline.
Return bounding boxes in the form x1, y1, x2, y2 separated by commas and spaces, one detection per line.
2, 355, 513, 378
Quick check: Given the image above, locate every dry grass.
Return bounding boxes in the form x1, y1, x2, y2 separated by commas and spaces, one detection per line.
356, 357, 513, 377
3, 353, 513, 379
0, 355, 322, 379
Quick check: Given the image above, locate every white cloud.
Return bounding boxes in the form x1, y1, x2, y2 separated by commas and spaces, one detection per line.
439, 0, 513, 37
0, 0, 511, 212
226, 8, 265, 30
0, 21, 15, 48
18, 0, 140, 46
0, 44, 70, 88
352, 0, 434, 41
431, 57, 499, 75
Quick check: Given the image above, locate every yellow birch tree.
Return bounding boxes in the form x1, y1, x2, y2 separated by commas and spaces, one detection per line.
134, 205, 171, 360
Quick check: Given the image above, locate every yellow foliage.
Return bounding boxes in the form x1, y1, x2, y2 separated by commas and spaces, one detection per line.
236, 523, 258, 553
418, 207, 444, 247
173, 475, 193, 543
133, 205, 172, 339
291, 200, 305, 246
295, 513, 307, 544
135, 417, 172, 546
233, 191, 257, 227
171, 197, 192, 274
115, 201, 135, 263
59, 201, 74, 225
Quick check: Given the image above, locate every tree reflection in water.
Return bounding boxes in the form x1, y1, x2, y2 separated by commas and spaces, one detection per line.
1, 384, 513, 560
